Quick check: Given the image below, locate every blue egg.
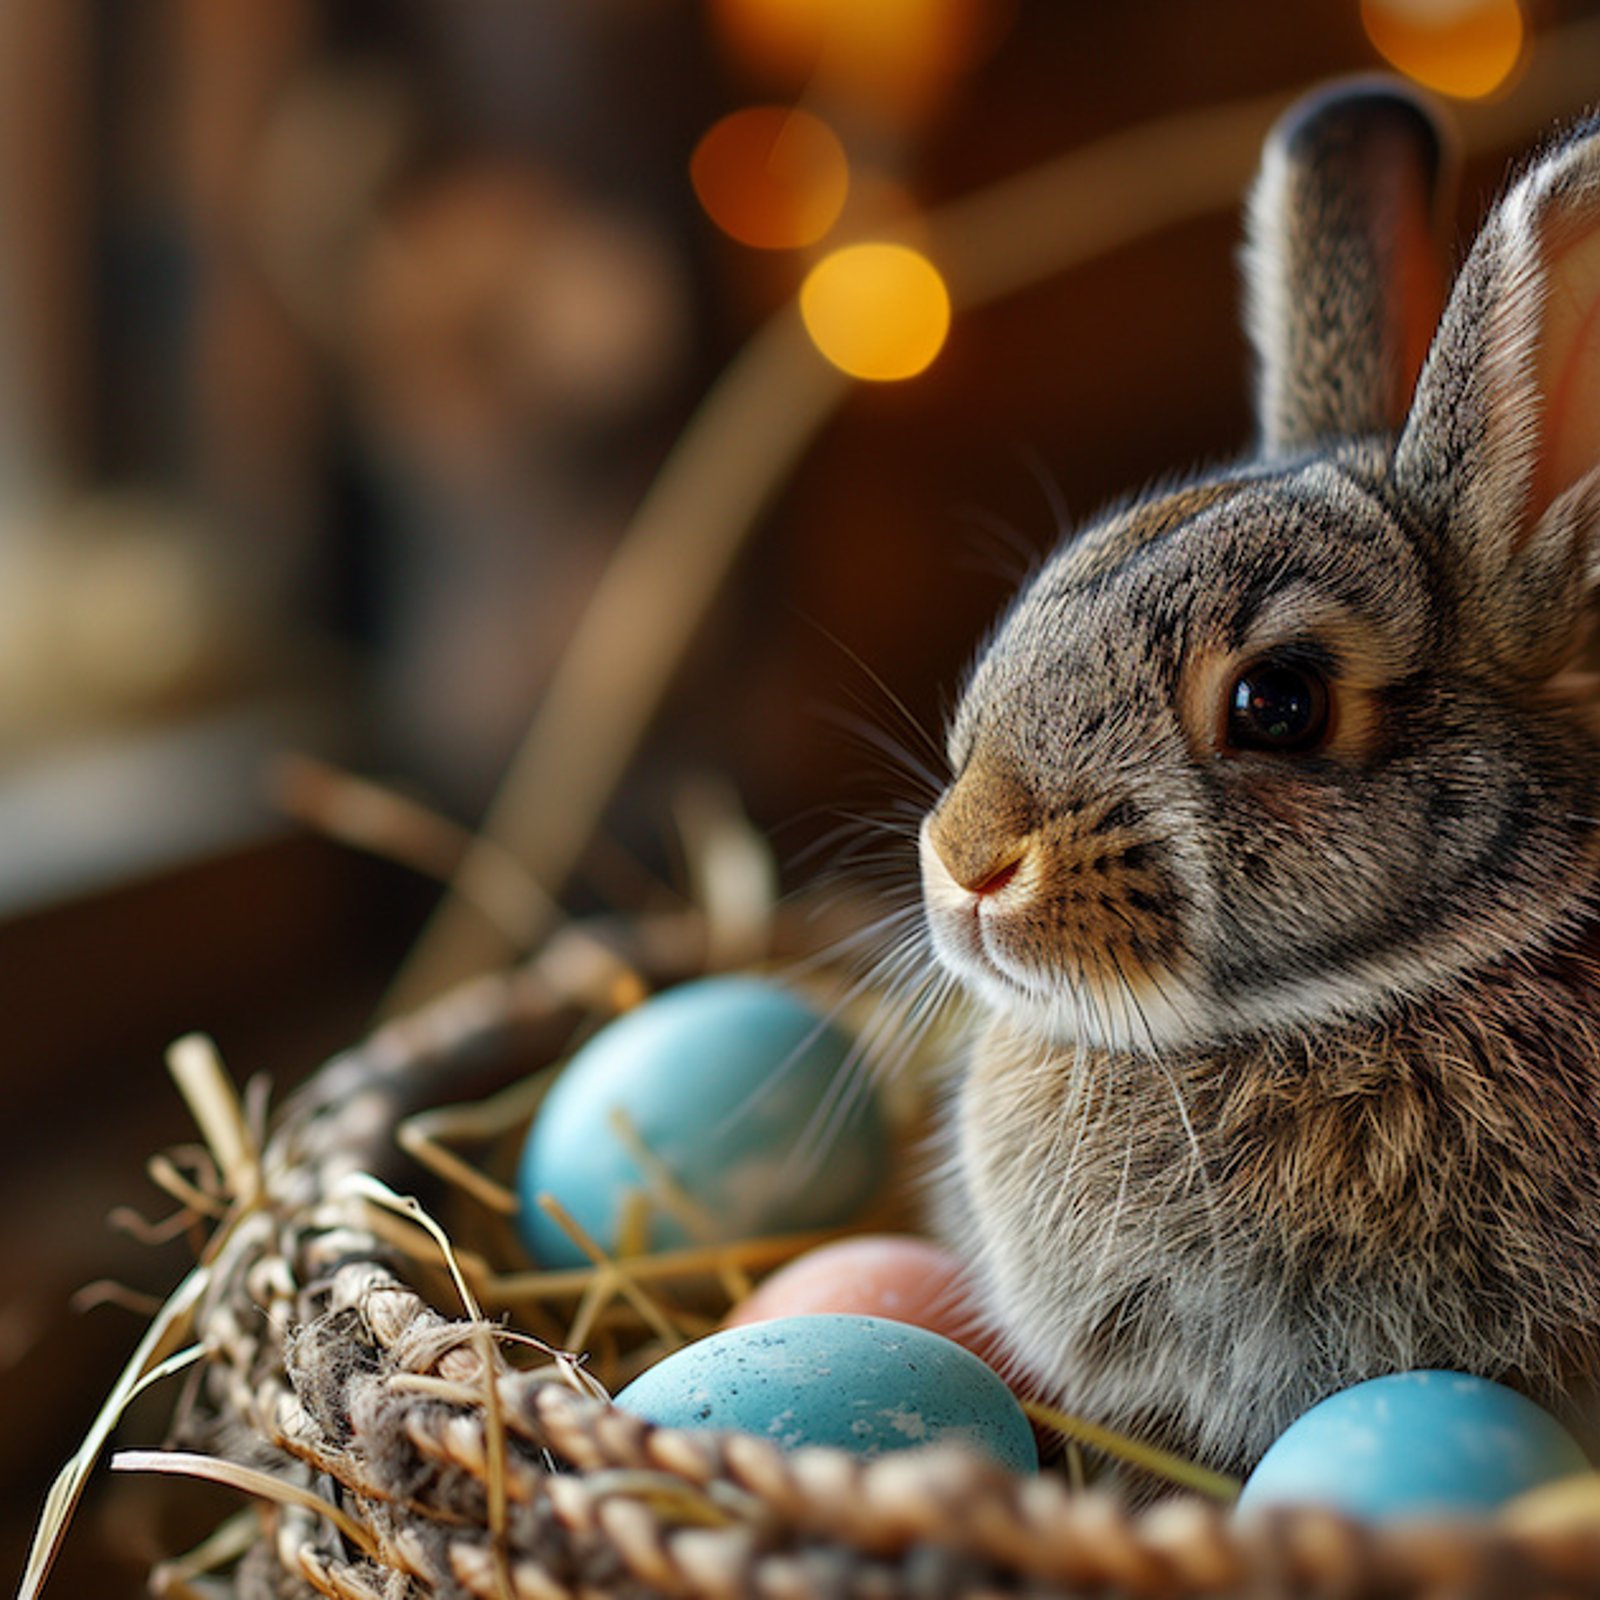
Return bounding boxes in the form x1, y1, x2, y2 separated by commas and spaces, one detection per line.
616, 1313, 1039, 1472
517, 976, 887, 1269
1237, 1371, 1590, 1521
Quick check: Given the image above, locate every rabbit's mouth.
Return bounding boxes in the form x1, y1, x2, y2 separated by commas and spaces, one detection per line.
920, 821, 1196, 1052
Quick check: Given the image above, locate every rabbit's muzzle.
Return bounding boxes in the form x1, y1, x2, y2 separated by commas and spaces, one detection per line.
921, 753, 1188, 1048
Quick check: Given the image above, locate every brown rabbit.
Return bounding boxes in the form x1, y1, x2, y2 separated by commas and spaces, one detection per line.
919, 79, 1600, 1481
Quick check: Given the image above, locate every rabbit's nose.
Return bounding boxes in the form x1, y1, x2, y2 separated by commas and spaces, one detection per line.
933, 835, 1025, 898
928, 829, 1029, 899
924, 757, 1036, 896
967, 855, 1021, 898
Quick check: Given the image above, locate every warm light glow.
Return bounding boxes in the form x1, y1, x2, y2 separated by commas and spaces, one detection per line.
800, 243, 950, 381
707, 0, 1011, 123
1361, 0, 1524, 99
691, 107, 849, 250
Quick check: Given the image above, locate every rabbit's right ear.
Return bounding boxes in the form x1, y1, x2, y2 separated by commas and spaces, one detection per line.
1244, 80, 1452, 458
1395, 114, 1600, 678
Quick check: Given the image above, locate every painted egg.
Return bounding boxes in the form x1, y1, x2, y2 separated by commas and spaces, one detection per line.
724, 1234, 998, 1361
1237, 1371, 1590, 1521
516, 975, 887, 1269
615, 1312, 1038, 1472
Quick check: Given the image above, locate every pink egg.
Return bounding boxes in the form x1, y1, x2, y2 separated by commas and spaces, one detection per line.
725, 1235, 1000, 1364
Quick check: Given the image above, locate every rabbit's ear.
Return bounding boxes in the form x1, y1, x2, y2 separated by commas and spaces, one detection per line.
1245, 80, 1451, 458
1395, 115, 1600, 676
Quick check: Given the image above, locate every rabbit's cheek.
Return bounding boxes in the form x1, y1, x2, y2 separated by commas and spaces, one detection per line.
1230, 771, 1330, 831
1026, 826, 1183, 960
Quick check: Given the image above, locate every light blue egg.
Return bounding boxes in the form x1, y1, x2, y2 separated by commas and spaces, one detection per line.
516, 976, 886, 1269
616, 1313, 1039, 1472
1237, 1371, 1590, 1521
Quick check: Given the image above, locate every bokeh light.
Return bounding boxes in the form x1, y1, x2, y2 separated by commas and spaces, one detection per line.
799, 243, 951, 381
691, 107, 850, 250
707, 0, 1010, 124
1360, 0, 1524, 99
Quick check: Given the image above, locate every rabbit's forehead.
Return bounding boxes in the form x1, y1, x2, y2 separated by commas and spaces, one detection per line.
1030, 468, 1427, 657
954, 466, 1434, 754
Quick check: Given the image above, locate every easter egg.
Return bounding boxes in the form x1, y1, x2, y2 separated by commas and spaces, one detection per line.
517, 976, 887, 1269
615, 1313, 1038, 1472
1236, 1371, 1590, 1521
724, 1235, 997, 1360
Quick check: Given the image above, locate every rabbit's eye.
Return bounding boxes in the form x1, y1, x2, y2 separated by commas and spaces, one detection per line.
1226, 661, 1330, 753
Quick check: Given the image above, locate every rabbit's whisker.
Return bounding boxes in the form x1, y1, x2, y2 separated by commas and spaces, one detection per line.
1105, 947, 1193, 1168
800, 616, 950, 786
1103, 900, 1204, 1045
821, 706, 948, 802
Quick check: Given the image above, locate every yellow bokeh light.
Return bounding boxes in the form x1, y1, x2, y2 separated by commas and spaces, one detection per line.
800, 243, 951, 382
1361, 0, 1524, 100
691, 106, 849, 250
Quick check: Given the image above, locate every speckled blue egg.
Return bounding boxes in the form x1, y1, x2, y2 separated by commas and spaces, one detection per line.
615, 1313, 1039, 1472
516, 976, 887, 1269
1237, 1371, 1590, 1521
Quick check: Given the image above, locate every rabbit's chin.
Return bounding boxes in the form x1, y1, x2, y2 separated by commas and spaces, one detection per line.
921, 881, 1204, 1055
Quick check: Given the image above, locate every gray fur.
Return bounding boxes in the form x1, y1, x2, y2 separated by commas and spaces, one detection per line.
1247, 79, 1449, 455
920, 85, 1600, 1483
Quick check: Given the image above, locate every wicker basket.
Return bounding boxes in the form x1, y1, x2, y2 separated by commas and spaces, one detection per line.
36, 914, 1600, 1600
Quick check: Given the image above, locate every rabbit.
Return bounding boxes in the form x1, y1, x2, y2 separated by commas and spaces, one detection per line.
918, 77, 1600, 1484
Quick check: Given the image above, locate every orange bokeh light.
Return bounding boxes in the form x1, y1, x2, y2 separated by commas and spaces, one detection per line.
800, 242, 950, 382
691, 106, 849, 250
1361, 0, 1524, 99
707, 0, 1009, 123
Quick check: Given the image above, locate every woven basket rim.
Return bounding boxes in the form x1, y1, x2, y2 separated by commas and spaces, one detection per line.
43, 946, 1600, 1600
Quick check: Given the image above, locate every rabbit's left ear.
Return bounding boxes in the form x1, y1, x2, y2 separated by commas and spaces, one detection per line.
1395, 116, 1600, 676
1245, 80, 1452, 457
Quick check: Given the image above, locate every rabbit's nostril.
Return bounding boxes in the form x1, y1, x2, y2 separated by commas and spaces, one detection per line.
969, 856, 1021, 898
922, 748, 1036, 899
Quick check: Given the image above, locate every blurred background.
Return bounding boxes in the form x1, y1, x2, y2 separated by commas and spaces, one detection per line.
3, 0, 1594, 1590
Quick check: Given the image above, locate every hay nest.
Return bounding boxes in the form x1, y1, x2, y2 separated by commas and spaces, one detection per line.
27, 913, 1600, 1600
